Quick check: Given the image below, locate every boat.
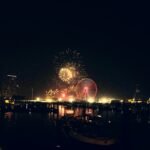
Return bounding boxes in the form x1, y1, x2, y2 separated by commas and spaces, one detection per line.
61, 117, 118, 146
68, 128, 117, 146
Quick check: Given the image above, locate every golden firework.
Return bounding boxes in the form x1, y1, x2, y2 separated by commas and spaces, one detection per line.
58, 64, 77, 84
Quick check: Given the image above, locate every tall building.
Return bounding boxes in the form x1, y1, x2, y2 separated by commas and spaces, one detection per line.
1, 74, 19, 99
133, 84, 141, 101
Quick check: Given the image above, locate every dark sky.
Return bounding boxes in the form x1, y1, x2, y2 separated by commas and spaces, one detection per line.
0, 1, 150, 98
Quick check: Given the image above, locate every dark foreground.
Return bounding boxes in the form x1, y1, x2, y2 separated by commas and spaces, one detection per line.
0, 103, 150, 150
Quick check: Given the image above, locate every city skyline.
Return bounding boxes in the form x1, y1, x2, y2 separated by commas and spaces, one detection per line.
0, 2, 150, 98
0, 2, 150, 150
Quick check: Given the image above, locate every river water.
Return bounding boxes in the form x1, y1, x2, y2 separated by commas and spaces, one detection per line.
0, 105, 150, 150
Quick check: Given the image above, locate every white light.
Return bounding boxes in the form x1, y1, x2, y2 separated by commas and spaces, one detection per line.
108, 120, 111, 124
97, 115, 102, 118
120, 100, 124, 103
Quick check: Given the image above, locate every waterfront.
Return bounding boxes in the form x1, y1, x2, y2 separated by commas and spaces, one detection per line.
0, 102, 150, 150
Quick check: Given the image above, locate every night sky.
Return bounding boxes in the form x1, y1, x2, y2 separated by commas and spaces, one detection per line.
0, 1, 150, 98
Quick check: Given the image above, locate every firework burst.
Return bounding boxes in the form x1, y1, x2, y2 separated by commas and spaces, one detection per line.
58, 64, 77, 84
54, 49, 87, 85
46, 49, 88, 100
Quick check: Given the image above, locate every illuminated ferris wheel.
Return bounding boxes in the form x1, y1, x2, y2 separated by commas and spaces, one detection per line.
76, 78, 97, 101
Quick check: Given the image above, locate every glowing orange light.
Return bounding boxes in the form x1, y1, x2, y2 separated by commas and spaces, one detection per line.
65, 109, 74, 115
62, 93, 66, 98
68, 97, 74, 103
58, 98, 62, 102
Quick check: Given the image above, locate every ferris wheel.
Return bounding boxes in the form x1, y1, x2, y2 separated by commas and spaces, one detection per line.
76, 78, 97, 101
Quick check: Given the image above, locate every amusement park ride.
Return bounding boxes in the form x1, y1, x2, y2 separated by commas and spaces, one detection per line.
76, 78, 97, 101
46, 78, 98, 102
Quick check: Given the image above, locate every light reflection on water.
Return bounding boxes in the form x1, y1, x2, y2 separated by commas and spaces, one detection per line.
0, 104, 150, 150
1, 105, 150, 122
4, 112, 13, 120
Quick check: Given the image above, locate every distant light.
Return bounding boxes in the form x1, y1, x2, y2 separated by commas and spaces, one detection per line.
108, 120, 111, 124
36, 97, 40, 101
11, 101, 15, 105
128, 99, 135, 103
87, 97, 95, 103
69, 98, 74, 103
65, 109, 74, 115
7, 74, 17, 78
46, 98, 53, 103
137, 100, 142, 103
86, 109, 93, 115
58, 98, 62, 102
97, 115, 102, 118
5, 100, 10, 104
56, 145, 61, 148
67, 95, 75, 103
62, 93, 66, 98
147, 98, 150, 104
98, 97, 112, 104
89, 120, 92, 123
120, 100, 124, 103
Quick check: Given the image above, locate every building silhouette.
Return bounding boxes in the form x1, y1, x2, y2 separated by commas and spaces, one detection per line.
133, 84, 142, 101
1, 74, 19, 99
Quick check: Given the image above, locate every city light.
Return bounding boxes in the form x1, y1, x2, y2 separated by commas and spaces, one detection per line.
98, 97, 112, 104
147, 98, 150, 104
5, 100, 10, 104
97, 115, 102, 118
68, 98, 74, 103
120, 100, 124, 103
137, 100, 142, 103
45, 98, 53, 103
11, 101, 15, 105
128, 99, 143, 104
36, 97, 40, 101
58, 98, 62, 102
65, 109, 74, 115
61, 93, 66, 98
87, 97, 95, 103
108, 120, 111, 124
128, 99, 135, 103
